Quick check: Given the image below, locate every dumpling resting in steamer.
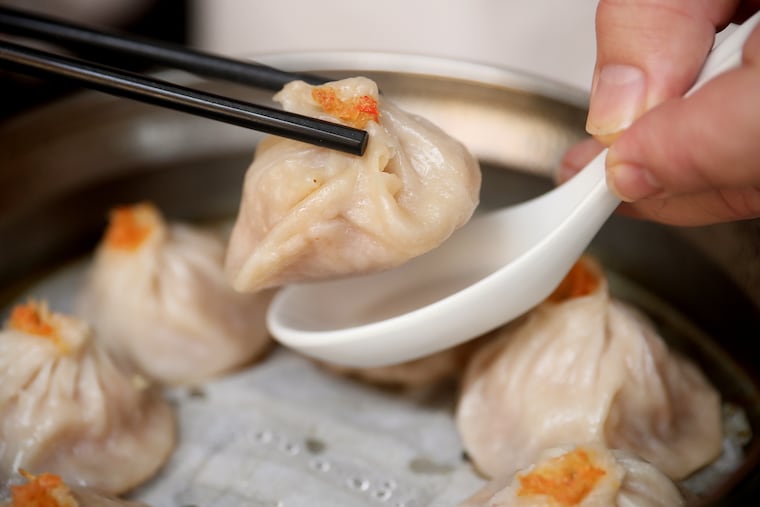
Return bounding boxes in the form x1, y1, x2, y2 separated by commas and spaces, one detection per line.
317, 338, 484, 389
456, 256, 722, 481
2, 470, 151, 507
77, 202, 273, 385
0, 301, 175, 494
459, 444, 683, 507
225, 76, 482, 292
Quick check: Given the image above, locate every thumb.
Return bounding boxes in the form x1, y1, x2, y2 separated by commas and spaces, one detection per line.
605, 25, 760, 202
587, 0, 737, 142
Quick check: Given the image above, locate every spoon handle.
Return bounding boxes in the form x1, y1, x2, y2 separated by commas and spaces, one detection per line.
523, 10, 760, 329
691, 12, 760, 95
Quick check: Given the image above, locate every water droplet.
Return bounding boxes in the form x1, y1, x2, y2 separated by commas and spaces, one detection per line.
374, 489, 392, 501
251, 429, 273, 444
310, 458, 331, 472
348, 477, 370, 491
282, 441, 300, 455
382, 479, 397, 490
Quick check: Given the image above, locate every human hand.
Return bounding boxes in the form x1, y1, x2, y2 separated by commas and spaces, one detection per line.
558, 0, 760, 226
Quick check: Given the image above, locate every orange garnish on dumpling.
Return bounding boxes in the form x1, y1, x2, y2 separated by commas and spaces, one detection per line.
547, 257, 600, 303
311, 86, 379, 129
104, 202, 160, 251
7, 301, 68, 353
517, 448, 607, 505
10, 470, 77, 507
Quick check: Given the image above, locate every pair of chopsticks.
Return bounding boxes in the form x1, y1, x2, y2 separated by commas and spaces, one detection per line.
0, 6, 368, 156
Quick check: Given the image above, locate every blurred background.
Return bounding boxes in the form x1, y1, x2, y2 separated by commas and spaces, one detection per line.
191, 0, 598, 89
0, 0, 187, 117
0, 0, 599, 119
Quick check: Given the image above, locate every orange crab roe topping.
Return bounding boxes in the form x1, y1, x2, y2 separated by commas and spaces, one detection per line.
10, 470, 77, 507
311, 87, 379, 129
517, 449, 606, 505
10, 303, 54, 337
547, 258, 600, 303
8, 301, 67, 352
103, 202, 157, 251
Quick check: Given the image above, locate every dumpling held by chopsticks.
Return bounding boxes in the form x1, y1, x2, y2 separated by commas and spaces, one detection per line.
226, 76, 482, 292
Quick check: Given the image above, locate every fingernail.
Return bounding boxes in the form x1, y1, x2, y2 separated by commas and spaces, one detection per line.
587, 65, 647, 138
608, 164, 662, 202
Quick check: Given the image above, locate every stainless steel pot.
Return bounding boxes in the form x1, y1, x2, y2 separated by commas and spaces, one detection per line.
0, 53, 758, 506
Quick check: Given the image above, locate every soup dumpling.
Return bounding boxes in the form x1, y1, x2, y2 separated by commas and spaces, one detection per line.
3, 470, 151, 506
456, 257, 722, 480
0, 301, 175, 494
78, 203, 273, 385
460, 444, 683, 507
318, 338, 484, 389
225, 76, 481, 292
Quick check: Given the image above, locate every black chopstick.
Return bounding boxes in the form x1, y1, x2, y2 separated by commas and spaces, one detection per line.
0, 39, 367, 156
0, 5, 328, 91
0, 6, 368, 156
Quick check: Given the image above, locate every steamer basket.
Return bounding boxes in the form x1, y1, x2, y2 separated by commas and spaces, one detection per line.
0, 53, 758, 506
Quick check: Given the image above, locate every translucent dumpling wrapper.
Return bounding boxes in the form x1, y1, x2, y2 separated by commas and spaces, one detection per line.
460, 444, 684, 507
2, 470, 151, 507
225, 76, 482, 292
456, 257, 722, 480
0, 301, 175, 494
77, 203, 274, 385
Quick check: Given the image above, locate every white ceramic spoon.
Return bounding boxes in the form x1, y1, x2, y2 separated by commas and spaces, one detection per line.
267, 14, 760, 367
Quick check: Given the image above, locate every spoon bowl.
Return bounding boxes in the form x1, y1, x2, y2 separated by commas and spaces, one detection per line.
268, 151, 617, 367
267, 13, 758, 367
